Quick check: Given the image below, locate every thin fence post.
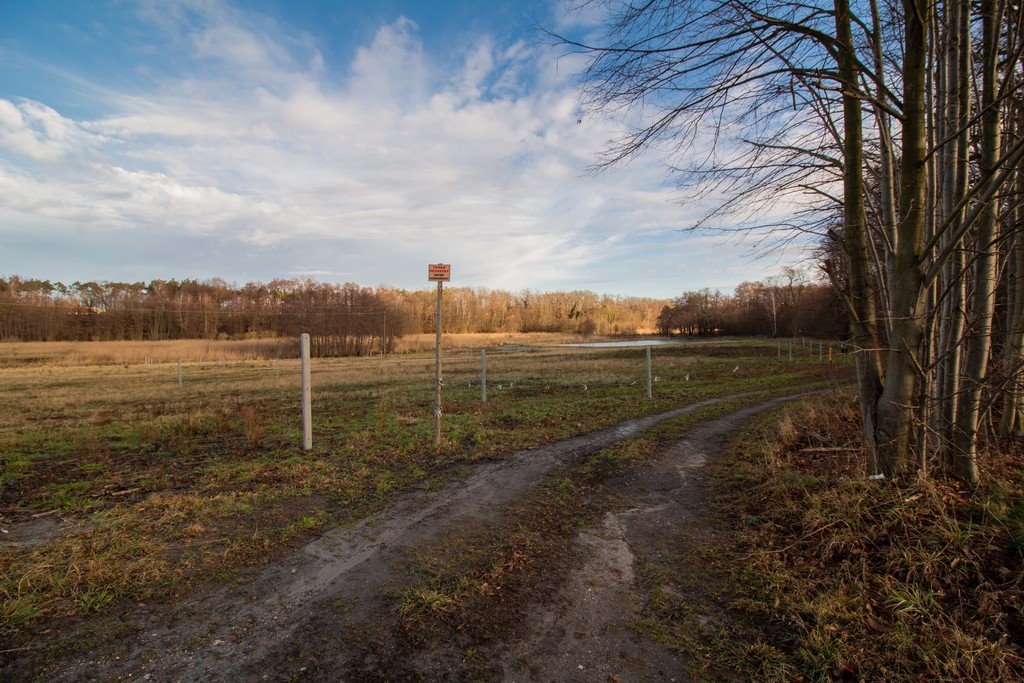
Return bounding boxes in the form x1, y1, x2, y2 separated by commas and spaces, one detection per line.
300, 333, 312, 451
434, 280, 443, 446
777, 340, 781, 359
480, 348, 487, 403
789, 341, 793, 362
177, 361, 183, 387
645, 346, 653, 400
819, 342, 823, 364
275, 357, 280, 380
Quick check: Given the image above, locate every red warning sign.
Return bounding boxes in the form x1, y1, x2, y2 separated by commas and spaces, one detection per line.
428, 264, 451, 281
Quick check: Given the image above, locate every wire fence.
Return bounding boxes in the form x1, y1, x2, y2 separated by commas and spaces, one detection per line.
0, 338, 849, 455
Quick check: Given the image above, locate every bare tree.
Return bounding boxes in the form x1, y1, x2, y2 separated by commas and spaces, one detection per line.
555, 0, 1024, 484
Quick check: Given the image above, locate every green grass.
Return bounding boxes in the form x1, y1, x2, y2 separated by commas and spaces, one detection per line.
0, 338, 850, 638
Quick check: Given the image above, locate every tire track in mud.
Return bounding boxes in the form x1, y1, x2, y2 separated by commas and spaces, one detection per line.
16, 391, 796, 682
493, 392, 810, 682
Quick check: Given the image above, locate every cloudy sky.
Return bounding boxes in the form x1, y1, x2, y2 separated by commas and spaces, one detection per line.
0, 0, 803, 297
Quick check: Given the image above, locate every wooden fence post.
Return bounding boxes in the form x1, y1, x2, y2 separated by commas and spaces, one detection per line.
480, 348, 487, 403
300, 333, 312, 451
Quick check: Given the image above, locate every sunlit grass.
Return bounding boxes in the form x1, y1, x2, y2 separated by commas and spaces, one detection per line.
0, 337, 849, 635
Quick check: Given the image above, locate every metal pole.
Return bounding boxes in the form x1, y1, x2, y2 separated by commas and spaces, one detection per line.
300, 333, 312, 451
480, 348, 487, 403
434, 281, 443, 446
177, 361, 183, 387
645, 346, 653, 400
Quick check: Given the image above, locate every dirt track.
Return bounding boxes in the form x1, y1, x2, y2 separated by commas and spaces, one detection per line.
8, 391, 805, 682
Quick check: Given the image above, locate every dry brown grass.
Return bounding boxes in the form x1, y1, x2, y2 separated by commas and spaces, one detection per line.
0, 339, 842, 643
0, 339, 298, 366
0, 333, 619, 367
716, 394, 1024, 681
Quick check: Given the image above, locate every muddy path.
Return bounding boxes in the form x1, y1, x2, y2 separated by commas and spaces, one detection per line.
7, 391, 790, 682
490, 393, 807, 681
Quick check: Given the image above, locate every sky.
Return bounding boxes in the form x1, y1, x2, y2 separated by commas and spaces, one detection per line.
0, 0, 806, 297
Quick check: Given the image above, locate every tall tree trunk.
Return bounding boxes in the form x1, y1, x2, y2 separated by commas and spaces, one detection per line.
936, 0, 971, 464
835, 0, 885, 474
1000, 224, 1024, 436
998, 47, 1024, 437
952, 0, 1005, 486
873, 0, 930, 477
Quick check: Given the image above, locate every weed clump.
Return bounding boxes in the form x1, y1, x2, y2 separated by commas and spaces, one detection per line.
716, 394, 1024, 681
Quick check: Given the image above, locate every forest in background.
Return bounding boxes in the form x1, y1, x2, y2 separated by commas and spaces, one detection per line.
0, 271, 845, 350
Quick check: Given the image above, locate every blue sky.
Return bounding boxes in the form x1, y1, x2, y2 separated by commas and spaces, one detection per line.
0, 0, 803, 297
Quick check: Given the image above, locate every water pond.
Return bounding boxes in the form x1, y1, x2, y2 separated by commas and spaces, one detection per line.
558, 339, 688, 349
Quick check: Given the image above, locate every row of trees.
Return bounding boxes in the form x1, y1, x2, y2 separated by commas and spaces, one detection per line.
657, 272, 847, 338
566, 0, 1024, 486
0, 276, 671, 345
1, 272, 844, 348
0, 277, 398, 353
391, 287, 666, 336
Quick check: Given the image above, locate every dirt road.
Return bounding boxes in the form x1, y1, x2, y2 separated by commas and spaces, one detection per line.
8, 392, 804, 681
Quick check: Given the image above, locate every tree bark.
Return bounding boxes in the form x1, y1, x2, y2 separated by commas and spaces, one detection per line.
873, 0, 930, 477
835, 0, 885, 474
952, 0, 1004, 486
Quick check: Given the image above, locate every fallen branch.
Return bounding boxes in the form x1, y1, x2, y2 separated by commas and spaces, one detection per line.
799, 446, 862, 453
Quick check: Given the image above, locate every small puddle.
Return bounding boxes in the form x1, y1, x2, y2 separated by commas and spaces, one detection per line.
1, 515, 71, 548
560, 339, 688, 349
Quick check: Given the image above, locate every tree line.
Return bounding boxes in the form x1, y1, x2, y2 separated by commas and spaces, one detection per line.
657, 269, 847, 338
1, 272, 844, 349
565, 0, 1024, 486
0, 275, 671, 347
0, 277, 399, 355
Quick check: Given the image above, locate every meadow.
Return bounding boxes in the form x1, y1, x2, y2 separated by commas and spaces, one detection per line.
0, 336, 848, 640
0, 332, 592, 367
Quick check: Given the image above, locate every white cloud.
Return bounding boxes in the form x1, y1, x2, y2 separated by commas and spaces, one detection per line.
192, 23, 290, 70
0, 1, 797, 295
0, 99, 103, 162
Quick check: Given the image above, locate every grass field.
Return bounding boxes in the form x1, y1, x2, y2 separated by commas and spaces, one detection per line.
0, 337, 849, 640
0, 332, 596, 366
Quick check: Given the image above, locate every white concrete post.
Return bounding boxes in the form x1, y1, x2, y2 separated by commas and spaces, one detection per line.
645, 346, 653, 400
177, 361, 183, 387
480, 348, 487, 403
300, 333, 312, 451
